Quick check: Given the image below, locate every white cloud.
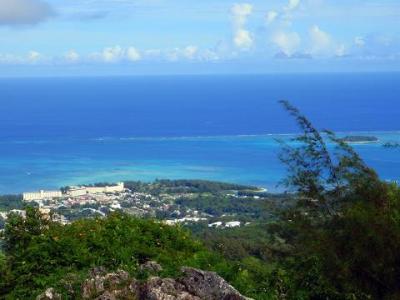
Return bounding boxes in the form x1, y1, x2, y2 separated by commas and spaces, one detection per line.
28, 50, 41, 62
309, 25, 332, 54
0, 53, 23, 64
101, 46, 124, 62
284, 0, 301, 11
144, 49, 162, 57
182, 46, 198, 60
265, 0, 302, 52
200, 49, 219, 61
164, 46, 201, 61
0, 51, 48, 64
231, 3, 254, 49
64, 50, 79, 62
265, 2, 347, 59
351, 34, 400, 58
231, 3, 253, 27
0, 0, 54, 26
355, 36, 365, 47
126, 47, 141, 61
266, 11, 278, 24
234, 29, 253, 49
272, 31, 301, 56
90, 46, 142, 63
165, 49, 180, 61
335, 44, 346, 57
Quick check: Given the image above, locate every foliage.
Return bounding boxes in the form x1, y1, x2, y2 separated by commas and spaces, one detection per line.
278, 100, 382, 214
175, 192, 293, 221
0, 208, 273, 299
185, 101, 400, 299
176, 194, 267, 218
124, 179, 256, 195
269, 100, 400, 299
195, 224, 276, 261
0, 194, 23, 211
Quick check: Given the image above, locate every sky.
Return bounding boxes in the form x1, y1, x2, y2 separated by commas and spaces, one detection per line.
0, 0, 400, 76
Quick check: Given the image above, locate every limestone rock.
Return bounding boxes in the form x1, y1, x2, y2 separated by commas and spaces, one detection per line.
40, 265, 251, 300
141, 277, 200, 300
82, 275, 106, 299
95, 290, 117, 300
82, 269, 131, 299
178, 267, 249, 300
140, 261, 163, 274
104, 270, 130, 289
36, 288, 61, 300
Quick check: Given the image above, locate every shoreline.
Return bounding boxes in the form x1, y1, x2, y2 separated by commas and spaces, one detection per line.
0, 179, 271, 198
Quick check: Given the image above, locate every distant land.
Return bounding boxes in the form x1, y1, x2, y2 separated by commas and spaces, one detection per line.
341, 135, 379, 143
0, 179, 286, 230
383, 141, 400, 148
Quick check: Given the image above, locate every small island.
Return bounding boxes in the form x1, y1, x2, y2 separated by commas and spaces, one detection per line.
383, 141, 400, 148
341, 135, 379, 143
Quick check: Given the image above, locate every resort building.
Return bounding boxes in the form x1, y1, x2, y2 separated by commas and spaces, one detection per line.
22, 182, 124, 201
67, 182, 125, 197
23, 190, 62, 201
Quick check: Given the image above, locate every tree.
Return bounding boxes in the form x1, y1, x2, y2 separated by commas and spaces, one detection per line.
278, 100, 384, 215
274, 100, 400, 299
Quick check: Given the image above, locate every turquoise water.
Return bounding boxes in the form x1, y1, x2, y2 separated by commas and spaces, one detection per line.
0, 74, 399, 194
0, 132, 399, 194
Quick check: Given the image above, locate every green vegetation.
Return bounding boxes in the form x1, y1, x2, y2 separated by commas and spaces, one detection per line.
124, 179, 256, 195
0, 194, 23, 211
176, 193, 291, 220
0, 208, 275, 299
186, 101, 400, 299
266, 101, 400, 298
1, 209, 198, 298
273, 102, 400, 299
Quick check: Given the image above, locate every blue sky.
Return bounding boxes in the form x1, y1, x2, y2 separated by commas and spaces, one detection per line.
0, 0, 400, 76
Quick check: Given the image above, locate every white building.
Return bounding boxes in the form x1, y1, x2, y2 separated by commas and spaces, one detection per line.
23, 190, 62, 201
208, 221, 223, 228
225, 221, 241, 228
67, 182, 124, 197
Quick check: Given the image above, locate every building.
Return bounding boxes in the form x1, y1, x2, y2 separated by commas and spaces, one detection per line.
67, 182, 124, 197
23, 190, 62, 201
23, 182, 124, 201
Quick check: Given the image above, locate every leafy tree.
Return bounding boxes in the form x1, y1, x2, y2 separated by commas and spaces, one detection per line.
273, 100, 400, 299
0, 194, 23, 211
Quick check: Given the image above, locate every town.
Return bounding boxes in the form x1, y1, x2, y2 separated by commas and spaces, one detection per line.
0, 180, 276, 230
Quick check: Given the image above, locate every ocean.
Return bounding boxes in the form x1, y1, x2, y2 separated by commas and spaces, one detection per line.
0, 73, 399, 194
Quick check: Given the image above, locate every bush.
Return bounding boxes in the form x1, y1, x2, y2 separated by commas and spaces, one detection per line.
0, 208, 271, 299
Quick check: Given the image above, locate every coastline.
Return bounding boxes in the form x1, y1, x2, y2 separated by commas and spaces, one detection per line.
0, 131, 399, 195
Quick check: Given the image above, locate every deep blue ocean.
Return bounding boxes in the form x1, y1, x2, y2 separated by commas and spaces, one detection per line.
0, 73, 399, 194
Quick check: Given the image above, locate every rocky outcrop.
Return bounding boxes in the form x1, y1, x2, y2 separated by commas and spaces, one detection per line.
139, 261, 163, 274
41, 263, 251, 300
140, 268, 249, 300
178, 267, 247, 300
141, 276, 199, 300
82, 269, 134, 299
36, 288, 61, 300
